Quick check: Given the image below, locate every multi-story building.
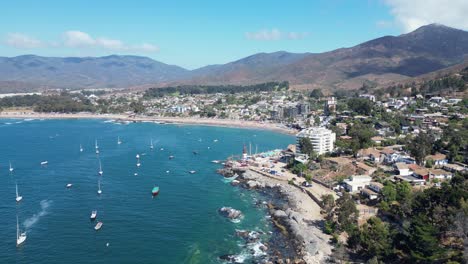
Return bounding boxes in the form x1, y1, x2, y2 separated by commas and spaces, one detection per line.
324, 97, 336, 115
296, 127, 336, 155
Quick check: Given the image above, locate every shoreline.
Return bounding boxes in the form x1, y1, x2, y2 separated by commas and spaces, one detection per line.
0, 111, 297, 135
222, 168, 333, 263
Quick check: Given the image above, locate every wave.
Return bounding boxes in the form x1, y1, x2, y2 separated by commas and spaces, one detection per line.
23, 200, 52, 230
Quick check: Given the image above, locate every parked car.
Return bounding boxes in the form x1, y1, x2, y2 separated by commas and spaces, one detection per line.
302, 181, 312, 187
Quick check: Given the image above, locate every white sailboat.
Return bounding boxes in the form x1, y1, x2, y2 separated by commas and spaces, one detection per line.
150, 139, 154, 150
136, 157, 141, 167
15, 182, 22, 202
97, 180, 102, 195
95, 140, 99, 154
117, 136, 122, 145
9, 162, 14, 173
16, 215, 27, 246
98, 160, 103, 176
80, 144, 84, 152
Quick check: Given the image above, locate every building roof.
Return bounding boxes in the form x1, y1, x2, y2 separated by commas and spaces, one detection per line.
369, 182, 384, 189
358, 148, 381, 158
425, 153, 447, 161
409, 164, 429, 176
429, 169, 452, 175
371, 136, 385, 141
395, 162, 409, 170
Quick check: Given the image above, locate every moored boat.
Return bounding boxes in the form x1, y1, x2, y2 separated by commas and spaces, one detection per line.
40, 161, 48, 166
66, 183, 73, 188
16, 215, 27, 246
90, 210, 97, 220
189, 170, 196, 174
152, 186, 160, 197
94, 221, 103, 231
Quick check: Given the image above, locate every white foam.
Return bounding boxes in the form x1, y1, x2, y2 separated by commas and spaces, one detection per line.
23, 200, 52, 230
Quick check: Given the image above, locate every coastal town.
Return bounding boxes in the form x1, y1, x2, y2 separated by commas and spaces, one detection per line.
0, 82, 466, 263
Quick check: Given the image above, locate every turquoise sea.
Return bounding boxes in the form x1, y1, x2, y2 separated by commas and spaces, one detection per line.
0, 119, 293, 263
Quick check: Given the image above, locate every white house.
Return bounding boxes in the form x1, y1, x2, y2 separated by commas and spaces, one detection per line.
395, 162, 411, 176
343, 175, 372, 193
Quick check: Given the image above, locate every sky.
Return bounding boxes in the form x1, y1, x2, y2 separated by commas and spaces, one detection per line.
1, 0, 467, 69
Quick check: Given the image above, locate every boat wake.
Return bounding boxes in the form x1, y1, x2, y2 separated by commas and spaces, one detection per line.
23, 200, 52, 230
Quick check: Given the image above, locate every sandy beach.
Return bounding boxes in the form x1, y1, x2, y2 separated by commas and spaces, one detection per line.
0, 111, 297, 135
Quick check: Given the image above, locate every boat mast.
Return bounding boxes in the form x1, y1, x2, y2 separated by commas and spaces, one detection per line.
15, 182, 18, 198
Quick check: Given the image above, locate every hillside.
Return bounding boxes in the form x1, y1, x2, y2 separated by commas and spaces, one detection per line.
0, 24, 467, 93
0, 55, 188, 92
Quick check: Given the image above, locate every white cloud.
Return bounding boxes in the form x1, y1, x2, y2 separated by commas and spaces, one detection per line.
63, 31, 96, 47
4, 33, 43, 48
384, 0, 468, 32
61, 30, 159, 53
2, 30, 159, 53
245, 29, 309, 41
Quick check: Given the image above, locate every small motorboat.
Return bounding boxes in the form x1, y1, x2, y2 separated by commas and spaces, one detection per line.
160, 148, 164, 151
213, 139, 218, 143
90, 210, 97, 220
94, 221, 103, 231
40, 161, 48, 166
166, 170, 170, 173
66, 183, 73, 188
152, 186, 160, 197
168, 155, 174, 160
189, 170, 196, 174
134, 172, 138, 176
136, 154, 140, 159
193, 151, 198, 155
211, 160, 220, 164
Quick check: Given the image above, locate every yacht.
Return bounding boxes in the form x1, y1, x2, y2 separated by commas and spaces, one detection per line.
117, 136, 122, 145
189, 170, 196, 174
66, 183, 73, 188
97, 180, 102, 195
15, 182, 22, 202
9, 162, 14, 173
94, 221, 103, 231
98, 160, 103, 176
90, 210, 97, 220
16, 215, 27, 246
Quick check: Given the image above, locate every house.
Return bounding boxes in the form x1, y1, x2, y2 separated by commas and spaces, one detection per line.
424, 153, 448, 167
371, 136, 385, 145
357, 148, 383, 164
443, 163, 467, 173
394, 175, 426, 186
429, 169, 453, 180
368, 182, 384, 193
343, 175, 372, 193
361, 188, 379, 200
395, 162, 411, 176
409, 164, 429, 180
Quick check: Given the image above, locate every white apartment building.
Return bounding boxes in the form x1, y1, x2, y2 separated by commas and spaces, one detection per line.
296, 127, 336, 155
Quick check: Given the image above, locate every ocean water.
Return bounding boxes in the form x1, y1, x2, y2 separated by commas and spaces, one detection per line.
0, 119, 293, 264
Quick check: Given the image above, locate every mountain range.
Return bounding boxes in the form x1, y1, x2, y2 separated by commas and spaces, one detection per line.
0, 24, 467, 93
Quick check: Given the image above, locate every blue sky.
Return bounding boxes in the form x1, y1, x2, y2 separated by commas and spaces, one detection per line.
1, 0, 467, 69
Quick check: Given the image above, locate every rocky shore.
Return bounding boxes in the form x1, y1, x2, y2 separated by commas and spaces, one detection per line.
220, 168, 333, 263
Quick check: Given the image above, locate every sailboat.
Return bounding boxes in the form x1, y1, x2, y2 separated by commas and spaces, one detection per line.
136, 158, 141, 167
15, 182, 22, 202
117, 136, 122, 145
97, 180, 102, 195
150, 139, 154, 150
95, 140, 99, 154
98, 160, 103, 176
9, 162, 14, 173
16, 215, 27, 246
80, 144, 84, 152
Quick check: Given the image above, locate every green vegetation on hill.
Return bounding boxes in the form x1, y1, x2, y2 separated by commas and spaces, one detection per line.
144, 82, 289, 98
0, 93, 95, 113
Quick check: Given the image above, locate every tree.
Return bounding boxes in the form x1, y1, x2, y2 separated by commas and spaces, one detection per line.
309, 88, 323, 99
336, 192, 359, 232
396, 181, 412, 202
356, 217, 393, 260
381, 181, 397, 202
408, 214, 444, 262
129, 101, 145, 114
347, 98, 373, 115
298, 137, 314, 156
348, 122, 376, 154
408, 132, 434, 165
